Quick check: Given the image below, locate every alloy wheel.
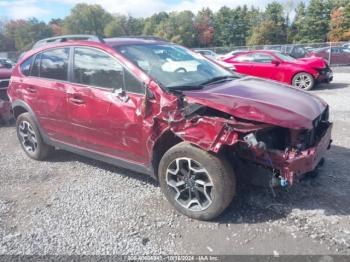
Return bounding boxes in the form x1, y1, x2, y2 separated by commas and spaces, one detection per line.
166, 157, 213, 211
294, 73, 313, 89
18, 120, 38, 153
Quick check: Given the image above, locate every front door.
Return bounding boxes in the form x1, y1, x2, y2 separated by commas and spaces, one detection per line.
67, 47, 148, 164
249, 52, 281, 81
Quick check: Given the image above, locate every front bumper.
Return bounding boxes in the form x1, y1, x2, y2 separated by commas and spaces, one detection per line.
238, 122, 333, 185
316, 68, 333, 83
281, 122, 332, 184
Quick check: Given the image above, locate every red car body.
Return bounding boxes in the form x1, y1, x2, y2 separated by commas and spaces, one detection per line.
223, 50, 332, 87
8, 39, 332, 186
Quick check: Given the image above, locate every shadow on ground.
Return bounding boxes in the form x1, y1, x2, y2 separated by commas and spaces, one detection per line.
218, 144, 350, 224
44, 143, 350, 225
315, 82, 349, 90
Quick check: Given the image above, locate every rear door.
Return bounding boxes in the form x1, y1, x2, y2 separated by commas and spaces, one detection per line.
66, 47, 149, 163
23, 48, 73, 143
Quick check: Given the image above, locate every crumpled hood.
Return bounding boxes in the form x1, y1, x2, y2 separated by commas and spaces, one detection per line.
183, 77, 327, 129
294, 57, 327, 68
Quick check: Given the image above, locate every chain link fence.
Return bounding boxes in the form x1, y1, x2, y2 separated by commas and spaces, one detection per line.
197, 42, 350, 66
1, 42, 350, 66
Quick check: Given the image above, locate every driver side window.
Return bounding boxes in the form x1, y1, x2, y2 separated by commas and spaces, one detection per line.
73, 47, 124, 90
251, 53, 274, 63
73, 47, 145, 94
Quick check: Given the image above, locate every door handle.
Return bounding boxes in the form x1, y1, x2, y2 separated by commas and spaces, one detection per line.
69, 97, 85, 105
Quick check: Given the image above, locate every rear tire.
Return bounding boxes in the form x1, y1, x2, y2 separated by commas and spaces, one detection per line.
158, 142, 236, 220
16, 113, 52, 160
292, 72, 315, 91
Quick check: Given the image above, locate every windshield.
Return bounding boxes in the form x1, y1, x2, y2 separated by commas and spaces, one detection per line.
114, 44, 232, 90
273, 52, 297, 62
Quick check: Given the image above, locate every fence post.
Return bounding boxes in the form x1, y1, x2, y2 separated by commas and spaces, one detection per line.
328, 42, 332, 65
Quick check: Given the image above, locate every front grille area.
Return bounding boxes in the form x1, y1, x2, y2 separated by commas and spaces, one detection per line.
256, 127, 290, 150
298, 107, 330, 148
318, 65, 332, 75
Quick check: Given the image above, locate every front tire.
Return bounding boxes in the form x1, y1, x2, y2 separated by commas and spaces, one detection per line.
292, 72, 315, 91
16, 113, 52, 160
158, 142, 236, 220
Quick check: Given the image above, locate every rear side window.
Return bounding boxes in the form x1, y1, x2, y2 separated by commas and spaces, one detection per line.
40, 48, 69, 81
20, 56, 34, 76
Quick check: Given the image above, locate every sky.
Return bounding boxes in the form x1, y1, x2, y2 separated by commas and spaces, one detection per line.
0, 0, 304, 21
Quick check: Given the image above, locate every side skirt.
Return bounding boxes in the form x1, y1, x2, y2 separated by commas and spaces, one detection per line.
46, 138, 156, 179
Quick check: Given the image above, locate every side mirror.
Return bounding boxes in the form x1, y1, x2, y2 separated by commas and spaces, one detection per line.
271, 59, 280, 66
113, 88, 129, 102
142, 83, 155, 117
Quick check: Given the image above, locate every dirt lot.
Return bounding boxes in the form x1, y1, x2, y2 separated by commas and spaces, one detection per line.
0, 71, 349, 255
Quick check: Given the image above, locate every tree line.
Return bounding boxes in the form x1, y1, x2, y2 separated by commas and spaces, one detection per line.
0, 0, 349, 52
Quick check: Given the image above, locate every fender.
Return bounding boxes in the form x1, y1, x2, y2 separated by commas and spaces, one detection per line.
12, 99, 51, 144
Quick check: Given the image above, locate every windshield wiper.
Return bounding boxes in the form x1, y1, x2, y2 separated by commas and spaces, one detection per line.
200, 75, 237, 86
166, 75, 237, 91
167, 85, 204, 91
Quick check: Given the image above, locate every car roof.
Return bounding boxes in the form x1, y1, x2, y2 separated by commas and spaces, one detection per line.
104, 37, 169, 47
235, 50, 279, 55
19, 37, 171, 64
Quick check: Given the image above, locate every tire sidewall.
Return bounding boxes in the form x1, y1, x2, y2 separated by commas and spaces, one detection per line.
159, 142, 235, 220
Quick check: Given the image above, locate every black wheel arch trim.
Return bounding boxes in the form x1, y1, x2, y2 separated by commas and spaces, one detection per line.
12, 100, 51, 143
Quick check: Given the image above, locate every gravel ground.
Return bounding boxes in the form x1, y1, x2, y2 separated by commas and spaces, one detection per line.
0, 71, 350, 255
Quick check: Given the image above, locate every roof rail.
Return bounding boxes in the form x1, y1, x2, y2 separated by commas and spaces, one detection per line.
126, 36, 166, 41
106, 35, 167, 41
32, 35, 105, 49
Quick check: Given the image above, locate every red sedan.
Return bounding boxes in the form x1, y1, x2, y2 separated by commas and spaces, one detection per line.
223, 50, 333, 90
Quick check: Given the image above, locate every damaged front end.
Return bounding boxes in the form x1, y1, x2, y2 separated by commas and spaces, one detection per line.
235, 112, 332, 186
156, 91, 332, 188
147, 76, 332, 188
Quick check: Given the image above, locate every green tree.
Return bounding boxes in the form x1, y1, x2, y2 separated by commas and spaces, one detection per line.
328, 2, 350, 41
297, 0, 335, 42
344, 2, 350, 38
5, 18, 53, 51
247, 2, 287, 45
155, 11, 196, 47
104, 14, 143, 37
63, 4, 113, 36
290, 2, 307, 42
49, 18, 63, 36
142, 12, 169, 35
194, 8, 214, 47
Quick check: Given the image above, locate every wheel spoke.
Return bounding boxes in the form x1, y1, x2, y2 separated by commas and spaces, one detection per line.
18, 120, 38, 153
165, 157, 213, 211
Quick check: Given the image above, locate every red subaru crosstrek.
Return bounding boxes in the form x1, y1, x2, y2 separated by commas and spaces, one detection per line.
223, 50, 333, 90
8, 36, 332, 220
